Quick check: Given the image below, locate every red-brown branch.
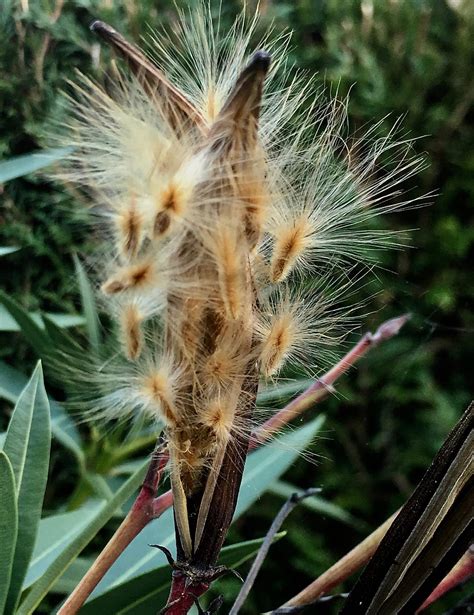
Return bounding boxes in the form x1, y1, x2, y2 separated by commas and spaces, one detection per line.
417, 545, 474, 612
280, 511, 398, 608
57, 442, 168, 615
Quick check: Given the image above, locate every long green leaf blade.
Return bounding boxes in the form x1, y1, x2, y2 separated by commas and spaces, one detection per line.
73, 255, 101, 354
0, 305, 84, 332
0, 291, 49, 356
0, 451, 18, 614
16, 458, 149, 615
23, 501, 104, 590
3, 363, 51, 614
0, 360, 83, 465
0, 246, 19, 257
0, 147, 72, 183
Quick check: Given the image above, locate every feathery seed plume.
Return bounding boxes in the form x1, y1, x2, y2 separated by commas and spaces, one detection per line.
57, 5, 424, 611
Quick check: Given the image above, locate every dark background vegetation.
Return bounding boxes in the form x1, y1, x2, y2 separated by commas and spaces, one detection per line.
1, 0, 472, 612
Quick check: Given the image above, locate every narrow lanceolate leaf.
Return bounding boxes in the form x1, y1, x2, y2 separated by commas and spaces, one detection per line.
22, 501, 104, 590
0, 305, 84, 332
16, 458, 149, 615
0, 451, 18, 614
80, 535, 285, 615
0, 291, 50, 356
3, 363, 51, 614
0, 246, 19, 256
341, 403, 474, 614
0, 147, 72, 183
73, 255, 101, 354
0, 360, 84, 465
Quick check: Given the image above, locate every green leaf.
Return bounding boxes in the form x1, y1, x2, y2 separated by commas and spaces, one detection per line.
0, 304, 85, 332
0, 147, 72, 183
42, 315, 84, 358
0, 451, 18, 614
3, 363, 51, 614
0, 246, 19, 257
269, 481, 367, 530
0, 291, 50, 355
80, 535, 285, 615
52, 557, 95, 595
83, 473, 115, 502
0, 360, 84, 465
235, 416, 326, 516
16, 458, 149, 615
90, 417, 325, 596
74, 255, 101, 354
23, 501, 104, 590
257, 378, 314, 404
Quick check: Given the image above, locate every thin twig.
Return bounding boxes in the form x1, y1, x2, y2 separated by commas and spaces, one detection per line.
277, 511, 398, 610
229, 488, 320, 615
249, 314, 410, 448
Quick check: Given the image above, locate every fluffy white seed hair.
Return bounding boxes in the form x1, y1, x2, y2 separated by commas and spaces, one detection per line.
56, 4, 424, 514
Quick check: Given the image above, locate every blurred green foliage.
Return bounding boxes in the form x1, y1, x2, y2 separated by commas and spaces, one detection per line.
0, 0, 473, 612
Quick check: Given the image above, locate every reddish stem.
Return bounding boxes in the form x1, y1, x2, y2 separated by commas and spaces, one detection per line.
281, 511, 398, 608
163, 572, 209, 615
417, 546, 474, 612
249, 314, 410, 448
57, 442, 168, 615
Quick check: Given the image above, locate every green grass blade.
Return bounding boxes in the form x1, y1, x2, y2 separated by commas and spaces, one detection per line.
0, 360, 84, 465
16, 458, 149, 615
0, 291, 49, 355
73, 255, 101, 354
0, 147, 72, 183
3, 363, 51, 614
0, 451, 18, 614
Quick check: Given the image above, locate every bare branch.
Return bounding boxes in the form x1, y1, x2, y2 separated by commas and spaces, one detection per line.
277, 511, 398, 610
230, 488, 320, 615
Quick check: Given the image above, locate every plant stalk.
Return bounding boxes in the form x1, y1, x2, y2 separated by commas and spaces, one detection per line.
417, 545, 474, 612
277, 511, 398, 610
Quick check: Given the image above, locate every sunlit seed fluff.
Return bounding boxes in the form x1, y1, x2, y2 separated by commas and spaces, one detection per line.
120, 303, 143, 360
140, 368, 178, 426
269, 214, 314, 283
200, 397, 235, 441
116, 198, 144, 258
258, 310, 297, 377
153, 181, 191, 238
213, 224, 245, 320
54, 4, 425, 571
101, 260, 155, 295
